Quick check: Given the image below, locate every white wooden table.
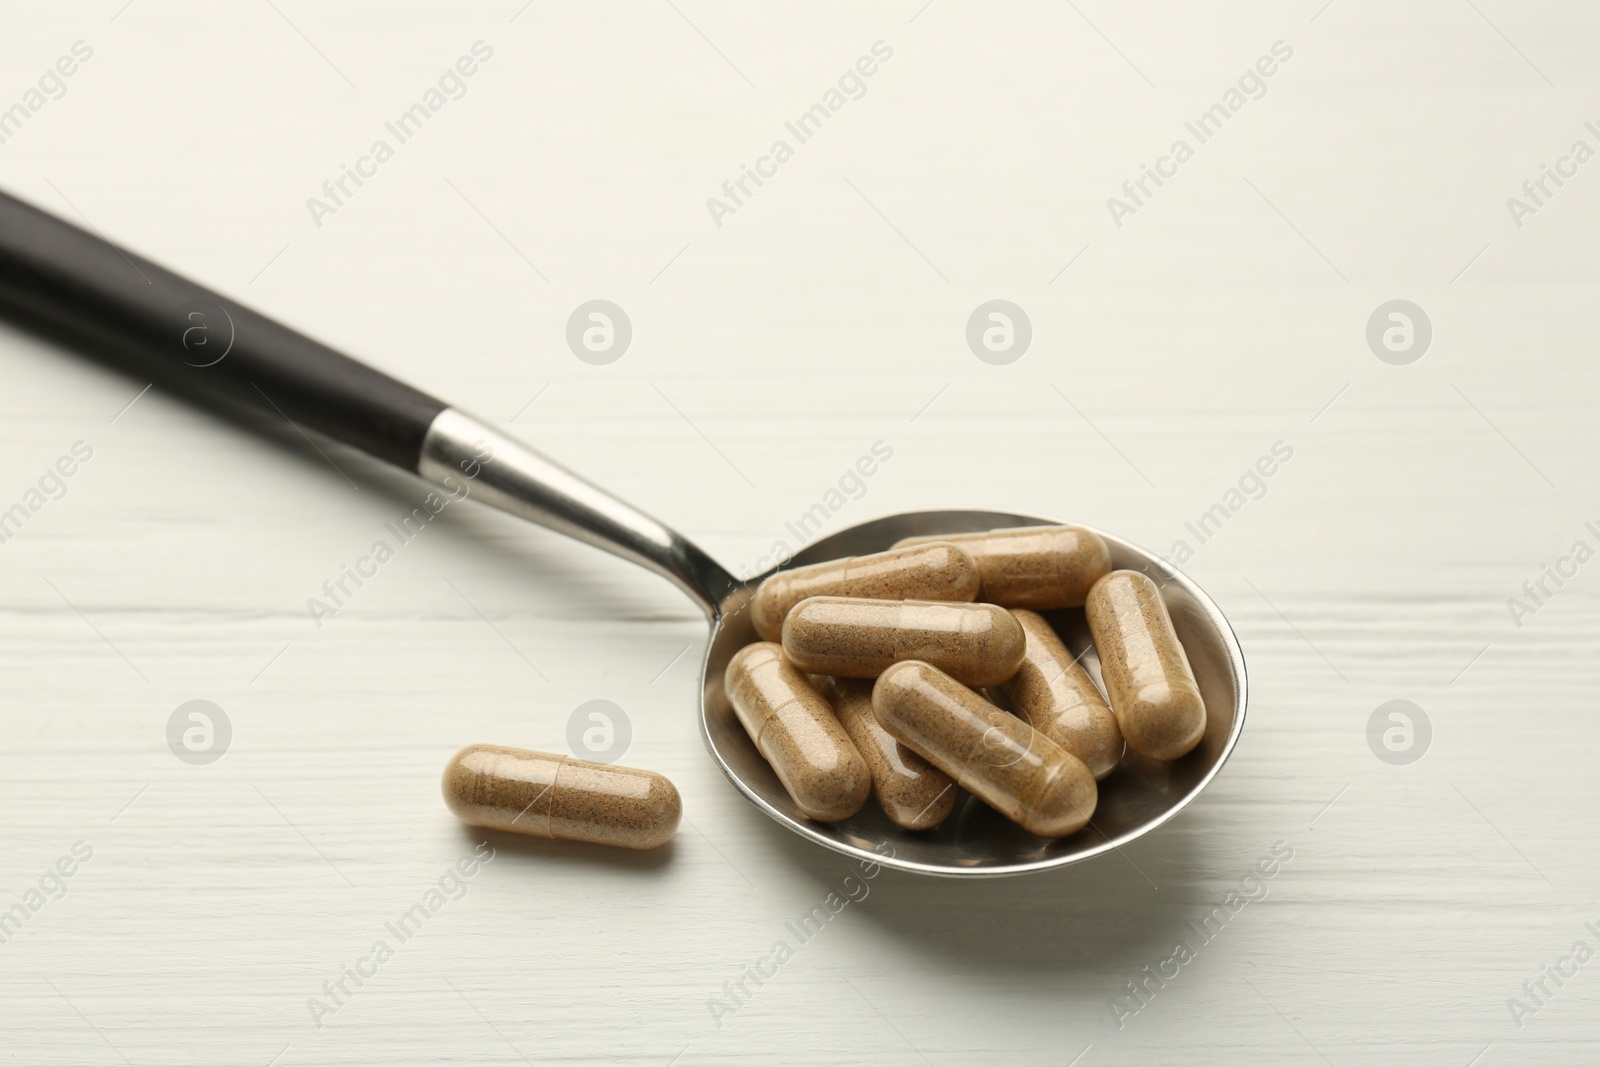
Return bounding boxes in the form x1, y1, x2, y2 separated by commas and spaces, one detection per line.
1, 2, 1594, 1063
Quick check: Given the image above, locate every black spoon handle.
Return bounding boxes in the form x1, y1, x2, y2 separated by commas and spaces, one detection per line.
0, 187, 445, 470
0, 185, 738, 614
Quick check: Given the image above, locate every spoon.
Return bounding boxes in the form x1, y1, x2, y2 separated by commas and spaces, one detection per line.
0, 188, 1247, 876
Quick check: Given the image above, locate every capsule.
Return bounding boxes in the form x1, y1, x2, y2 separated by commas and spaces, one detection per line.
441, 744, 681, 850
781, 597, 1026, 687
1002, 610, 1124, 780
724, 643, 871, 822
822, 677, 956, 830
751, 542, 980, 642
872, 661, 1096, 838
1084, 570, 1206, 760
895, 525, 1112, 609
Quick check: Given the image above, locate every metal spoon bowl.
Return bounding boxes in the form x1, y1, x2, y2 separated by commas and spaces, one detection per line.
701, 510, 1248, 878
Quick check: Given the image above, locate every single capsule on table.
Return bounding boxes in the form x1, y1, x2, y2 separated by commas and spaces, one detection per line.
441, 744, 681, 850
1002, 609, 1124, 780
895, 525, 1112, 610
871, 660, 1096, 838
781, 597, 1026, 688
750, 541, 981, 641
724, 643, 871, 822
821, 676, 957, 831
1084, 570, 1206, 761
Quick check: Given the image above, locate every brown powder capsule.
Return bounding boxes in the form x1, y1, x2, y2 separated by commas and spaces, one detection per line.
821, 677, 957, 830
750, 542, 981, 641
1002, 610, 1125, 780
871, 661, 1096, 838
441, 744, 681, 850
781, 597, 1026, 687
724, 643, 871, 822
1085, 570, 1206, 760
895, 525, 1112, 609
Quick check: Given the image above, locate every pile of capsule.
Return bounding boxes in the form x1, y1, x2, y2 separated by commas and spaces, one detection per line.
727, 525, 1206, 838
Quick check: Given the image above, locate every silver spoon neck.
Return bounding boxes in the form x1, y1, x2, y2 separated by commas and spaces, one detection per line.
419, 407, 738, 618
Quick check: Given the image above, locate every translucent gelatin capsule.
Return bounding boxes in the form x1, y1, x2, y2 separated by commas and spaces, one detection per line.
1002, 609, 1124, 780
872, 660, 1096, 838
724, 643, 871, 822
822, 676, 956, 830
781, 597, 1026, 687
750, 541, 980, 642
895, 525, 1112, 610
1084, 570, 1206, 760
442, 744, 681, 850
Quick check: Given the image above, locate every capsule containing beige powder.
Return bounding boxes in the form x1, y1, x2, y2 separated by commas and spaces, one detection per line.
872, 661, 1096, 838
782, 597, 1026, 687
821, 677, 956, 830
724, 643, 871, 822
1084, 570, 1206, 760
441, 744, 681, 850
1002, 610, 1124, 780
895, 525, 1112, 610
751, 541, 980, 641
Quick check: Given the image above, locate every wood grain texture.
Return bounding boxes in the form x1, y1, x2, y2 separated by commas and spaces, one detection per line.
1, 2, 1596, 1063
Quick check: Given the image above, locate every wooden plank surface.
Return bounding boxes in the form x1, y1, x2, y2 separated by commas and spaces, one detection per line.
1, 2, 1596, 1063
